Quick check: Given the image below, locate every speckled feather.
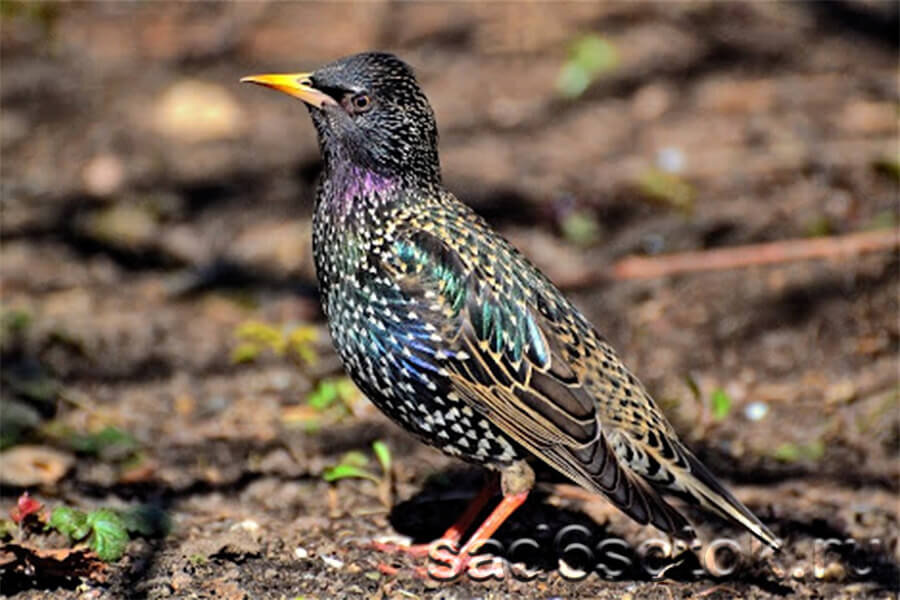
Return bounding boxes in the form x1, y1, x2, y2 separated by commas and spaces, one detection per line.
296, 53, 780, 549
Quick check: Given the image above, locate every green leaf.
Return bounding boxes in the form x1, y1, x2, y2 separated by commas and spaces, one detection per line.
772, 440, 825, 462
335, 378, 359, 403
556, 63, 592, 98
49, 506, 91, 540
372, 440, 391, 474
323, 464, 379, 483
635, 168, 695, 213
571, 35, 618, 73
86, 508, 129, 562
308, 380, 338, 411
230, 342, 262, 364
235, 320, 285, 349
710, 388, 732, 421
772, 443, 799, 462
0, 518, 15, 540
0, 309, 31, 349
684, 373, 702, 403
68, 426, 138, 459
560, 210, 601, 246
556, 34, 618, 98
286, 325, 319, 365
341, 450, 369, 469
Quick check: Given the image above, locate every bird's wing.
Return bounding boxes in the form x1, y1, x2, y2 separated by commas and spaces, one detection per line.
380, 223, 692, 536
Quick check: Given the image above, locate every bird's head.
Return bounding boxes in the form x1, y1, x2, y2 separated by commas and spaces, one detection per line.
242, 52, 440, 184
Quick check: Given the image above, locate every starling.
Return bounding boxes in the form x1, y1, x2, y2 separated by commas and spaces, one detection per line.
242, 52, 781, 570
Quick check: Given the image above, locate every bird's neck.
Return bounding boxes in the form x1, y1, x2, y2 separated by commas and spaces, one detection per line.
318, 154, 441, 226
319, 161, 399, 221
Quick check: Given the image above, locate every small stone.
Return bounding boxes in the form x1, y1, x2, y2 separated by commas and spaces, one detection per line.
656, 147, 685, 173
814, 561, 846, 581
83, 154, 125, 197
232, 519, 260, 533
293, 546, 309, 560
0, 445, 74, 487
631, 84, 670, 121
744, 401, 769, 422
321, 554, 344, 569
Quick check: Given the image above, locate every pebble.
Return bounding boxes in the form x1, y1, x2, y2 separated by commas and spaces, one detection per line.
321, 554, 344, 569
232, 519, 260, 533
83, 154, 125, 197
294, 546, 309, 560
656, 147, 685, 173
744, 401, 769, 421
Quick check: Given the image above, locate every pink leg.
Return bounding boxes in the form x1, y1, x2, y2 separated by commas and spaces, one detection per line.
425, 490, 530, 580
372, 475, 499, 558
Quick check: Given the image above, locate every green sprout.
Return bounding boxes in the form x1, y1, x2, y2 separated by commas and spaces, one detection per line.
710, 388, 732, 421
772, 440, 825, 463
40, 423, 141, 463
323, 450, 379, 484
231, 320, 319, 366
323, 441, 393, 486
308, 377, 358, 412
560, 210, 601, 247
635, 168, 694, 213
557, 34, 619, 98
0, 308, 31, 349
372, 440, 391, 474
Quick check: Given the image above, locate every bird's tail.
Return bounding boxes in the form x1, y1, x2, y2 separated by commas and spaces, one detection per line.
670, 443, 782, 551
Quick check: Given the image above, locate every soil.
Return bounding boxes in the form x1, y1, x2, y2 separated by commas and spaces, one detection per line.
1, 3, 898, 599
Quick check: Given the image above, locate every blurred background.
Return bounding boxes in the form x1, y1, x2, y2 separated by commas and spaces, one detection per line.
1, 2, 898, 598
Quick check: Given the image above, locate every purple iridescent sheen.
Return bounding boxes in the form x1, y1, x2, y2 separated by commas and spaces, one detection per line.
326, 164, 397, 221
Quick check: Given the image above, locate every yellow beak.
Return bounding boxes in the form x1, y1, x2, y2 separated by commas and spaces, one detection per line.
240, 72, 337, 108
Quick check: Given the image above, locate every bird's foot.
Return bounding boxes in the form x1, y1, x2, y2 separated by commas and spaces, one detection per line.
369, 536, 432, 558
372, 539, 487, 581
422, 541, 509, 581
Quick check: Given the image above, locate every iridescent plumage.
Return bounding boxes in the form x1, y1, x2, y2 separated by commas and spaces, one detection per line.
244, 52, 781, 557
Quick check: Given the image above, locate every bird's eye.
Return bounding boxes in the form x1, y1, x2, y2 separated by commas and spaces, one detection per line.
348, 92, 372, 114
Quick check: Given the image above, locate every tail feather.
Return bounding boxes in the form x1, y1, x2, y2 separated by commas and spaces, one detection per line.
669, 444, 782, 550
567, 437, 696, 541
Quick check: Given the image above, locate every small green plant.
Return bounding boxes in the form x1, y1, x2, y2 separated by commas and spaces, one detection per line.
40, 423, 141, 463
710, 388, 732, 421
635, 168, 694, 213
323, 450, 379, 483
557, 34, 619, 98
772, 440, 825, 462
50, 507, 128, 562
308, 377, 359, 411
231, 320, 319, 366
8, 493, 165, 563
0, 308, 31, 348
48, 504, 168, 562
287, 376, 362, 431
560, 210, 601, 247
323, 441, 394, 507
372, 440, 391, 474
67, 426, 139, 459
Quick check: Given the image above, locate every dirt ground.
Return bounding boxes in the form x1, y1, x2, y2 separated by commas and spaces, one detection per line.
1, 3, 898, 599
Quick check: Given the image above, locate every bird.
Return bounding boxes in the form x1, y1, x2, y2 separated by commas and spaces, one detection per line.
241, 52, 781, 574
